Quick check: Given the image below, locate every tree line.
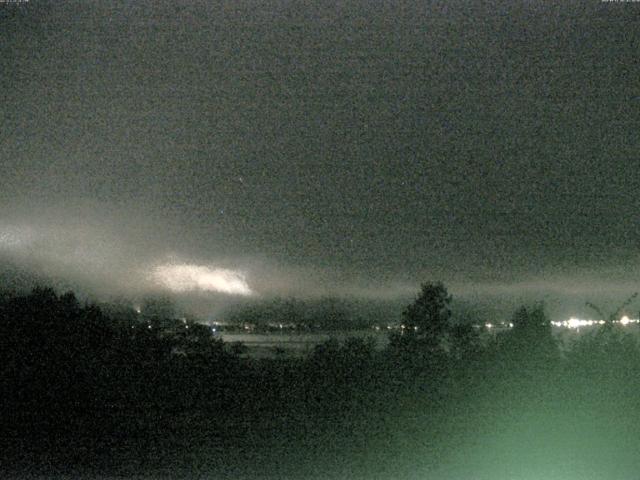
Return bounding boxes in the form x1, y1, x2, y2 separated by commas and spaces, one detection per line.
2, 283, 640, 477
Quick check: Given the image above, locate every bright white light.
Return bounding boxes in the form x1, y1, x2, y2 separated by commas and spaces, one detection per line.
152, 264, 253, 296
552, 315, 640, 329
567, 317, 588, 329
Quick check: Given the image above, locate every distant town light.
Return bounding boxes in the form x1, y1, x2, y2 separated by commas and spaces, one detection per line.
548, 316, 640, 329
567, 318, 586, 329
481, 316, 639, 331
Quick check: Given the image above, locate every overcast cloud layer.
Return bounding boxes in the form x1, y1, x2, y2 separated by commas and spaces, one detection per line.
1, 1, 639, 316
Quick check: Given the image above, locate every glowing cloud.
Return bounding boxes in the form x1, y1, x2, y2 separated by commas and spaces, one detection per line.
151, 264, 253, 296
0, 225, 34, 249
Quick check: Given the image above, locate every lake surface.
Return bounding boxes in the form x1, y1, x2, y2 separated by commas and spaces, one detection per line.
217, 323, 640, 358
218, 329, 390, 358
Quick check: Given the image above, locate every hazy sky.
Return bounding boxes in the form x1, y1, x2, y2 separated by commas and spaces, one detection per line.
1, 1, 639, 314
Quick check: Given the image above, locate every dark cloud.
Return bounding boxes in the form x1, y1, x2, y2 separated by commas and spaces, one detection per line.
1, 1, 639, 316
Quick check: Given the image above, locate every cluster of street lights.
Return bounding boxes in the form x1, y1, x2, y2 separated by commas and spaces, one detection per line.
551, 315, 639, 329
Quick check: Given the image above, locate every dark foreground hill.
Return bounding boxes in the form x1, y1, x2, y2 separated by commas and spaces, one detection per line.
3, 287, 640, 479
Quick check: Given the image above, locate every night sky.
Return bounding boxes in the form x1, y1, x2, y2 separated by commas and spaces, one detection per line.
1, 1, 639, 316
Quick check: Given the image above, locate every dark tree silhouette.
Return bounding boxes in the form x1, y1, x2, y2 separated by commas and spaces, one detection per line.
511, 304, 552, 341
449, 323, 481, 361
388, 282, 453, 365
499, 304, 557, 365
402, 282, 452, 343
